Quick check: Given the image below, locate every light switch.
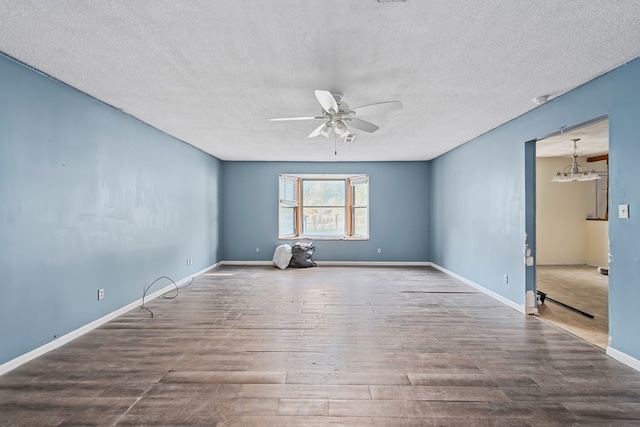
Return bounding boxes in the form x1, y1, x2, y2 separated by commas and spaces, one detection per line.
618, 204, 629, 219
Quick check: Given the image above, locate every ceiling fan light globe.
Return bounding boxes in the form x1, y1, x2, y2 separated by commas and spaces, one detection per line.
335, 120, 347, 135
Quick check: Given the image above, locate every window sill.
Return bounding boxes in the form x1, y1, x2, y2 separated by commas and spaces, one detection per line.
279, 236, 369, 241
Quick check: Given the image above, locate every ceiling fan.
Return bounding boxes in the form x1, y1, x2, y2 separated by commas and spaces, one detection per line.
269, 90, 402, 139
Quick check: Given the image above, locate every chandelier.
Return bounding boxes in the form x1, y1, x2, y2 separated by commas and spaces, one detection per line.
551, 139, 601, 182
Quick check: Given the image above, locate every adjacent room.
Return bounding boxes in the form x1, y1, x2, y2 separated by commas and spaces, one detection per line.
2, 2, 640, 425
535, 119, 610, 348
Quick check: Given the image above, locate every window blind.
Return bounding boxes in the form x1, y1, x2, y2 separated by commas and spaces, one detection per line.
279, 175, 299, 207
348, 175, 369, 186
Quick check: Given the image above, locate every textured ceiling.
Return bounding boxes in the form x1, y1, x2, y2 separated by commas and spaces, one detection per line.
1, 1, 639, 161
537, 119, 609, 158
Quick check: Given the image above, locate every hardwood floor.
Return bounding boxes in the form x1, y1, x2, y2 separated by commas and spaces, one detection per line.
537, 265, 609, 349
2, 265, 639, 426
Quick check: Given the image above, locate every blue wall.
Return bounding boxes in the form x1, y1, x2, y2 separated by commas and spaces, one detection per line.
0, 54, 222, 365
221, 161, 430, 262
4, 45, 640, 368
430, 57, 640, 360
430, 127, 527, 305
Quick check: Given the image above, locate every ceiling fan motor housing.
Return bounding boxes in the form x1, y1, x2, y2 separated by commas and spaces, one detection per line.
322, 99, 350, 134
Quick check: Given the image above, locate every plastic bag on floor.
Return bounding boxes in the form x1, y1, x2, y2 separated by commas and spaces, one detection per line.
272, 244, 293, 269
289, 242, 317, 268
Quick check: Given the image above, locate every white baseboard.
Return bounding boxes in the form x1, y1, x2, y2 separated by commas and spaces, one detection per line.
430, 263, 526, 314
536, 262, 588, 266
0, 263, 218, 377
431, 266, 640, 372
220, 260, 273, 266
317, 261, 431, 267
607, 346, 640, 373
6, 261, 637, 376
221, 260, 431, 267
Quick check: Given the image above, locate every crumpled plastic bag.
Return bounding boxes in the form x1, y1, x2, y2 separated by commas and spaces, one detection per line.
272, 244, 292, 269
289, 242, 317, 268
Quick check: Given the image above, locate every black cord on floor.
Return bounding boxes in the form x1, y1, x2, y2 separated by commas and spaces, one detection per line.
141, 275, 194, 317
140, 266, 217, 317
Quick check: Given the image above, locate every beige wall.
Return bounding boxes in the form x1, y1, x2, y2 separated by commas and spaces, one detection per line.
586, 220, 609, 267
537, 157, 597, 265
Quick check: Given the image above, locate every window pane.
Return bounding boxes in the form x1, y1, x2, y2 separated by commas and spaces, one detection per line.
353, 183, 368, 206
279, 207, 296, 236
353, 207, 368, 236
303, 207, 345, 235
303, 180, 345, 206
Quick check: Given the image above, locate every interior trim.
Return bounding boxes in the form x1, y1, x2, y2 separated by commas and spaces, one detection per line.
536, 114, 608, 142
607, 346, 640, 373
0, 262, 219, 377
220, 261, 431, 267
430, 263, 526, 314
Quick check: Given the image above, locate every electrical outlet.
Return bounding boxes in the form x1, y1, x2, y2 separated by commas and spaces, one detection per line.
377, 248, 382, 254
503, 275, 509, 284
98, 288, 104, 300
256, 247, 260, 253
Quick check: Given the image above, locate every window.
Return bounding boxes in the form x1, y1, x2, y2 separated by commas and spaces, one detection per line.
279, 175, 299, 237
278, 174, 369, 239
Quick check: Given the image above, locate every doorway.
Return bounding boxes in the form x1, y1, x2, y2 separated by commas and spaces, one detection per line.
534, 118, 609, 348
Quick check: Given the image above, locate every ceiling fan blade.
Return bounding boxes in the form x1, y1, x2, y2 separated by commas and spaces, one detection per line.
308, 122, 327, 138
347, 118, 379, 133
269, 116, 324, 121
350, 101, 402, 117
314, 90, 339, 114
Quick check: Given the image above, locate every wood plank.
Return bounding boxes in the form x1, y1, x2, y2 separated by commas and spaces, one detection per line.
1, 265, 638, 424
587, 154, 609, 162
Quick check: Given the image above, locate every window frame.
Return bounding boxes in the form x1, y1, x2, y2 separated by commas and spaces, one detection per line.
278, 174, 369, 240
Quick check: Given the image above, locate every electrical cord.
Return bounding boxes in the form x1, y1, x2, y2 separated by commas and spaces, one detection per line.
141, 275, 194, 317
